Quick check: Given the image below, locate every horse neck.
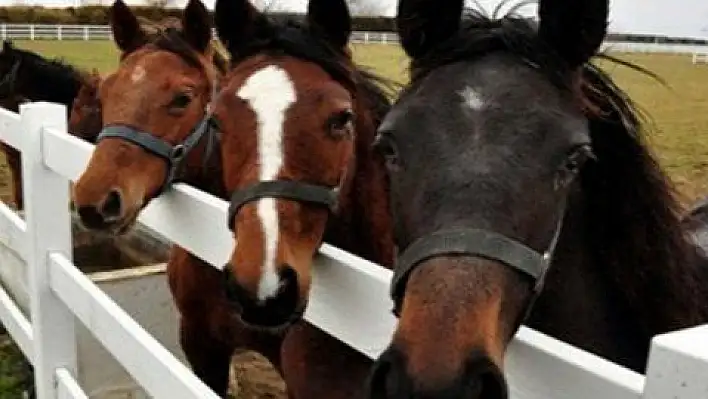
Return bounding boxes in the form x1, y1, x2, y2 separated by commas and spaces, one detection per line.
527, 188, 708, 373
183, 151, 226, 199
323, 95, 396, 269
20, 56, 83, 111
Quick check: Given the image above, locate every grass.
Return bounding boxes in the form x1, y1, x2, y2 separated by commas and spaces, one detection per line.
2, 39, 708, 395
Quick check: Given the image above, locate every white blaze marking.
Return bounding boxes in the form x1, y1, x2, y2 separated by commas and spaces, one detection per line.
130, 65, 146, 83
236, 65, 296, 301
460, 85, 484, 110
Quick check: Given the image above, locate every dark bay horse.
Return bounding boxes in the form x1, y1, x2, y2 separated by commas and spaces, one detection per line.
367, 0, 708, 397
0, 40, 103, 209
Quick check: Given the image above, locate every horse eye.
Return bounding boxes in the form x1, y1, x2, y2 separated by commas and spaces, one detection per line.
170, 92, 193, 109
564, 145, 594, 173
327, 110, 354, 137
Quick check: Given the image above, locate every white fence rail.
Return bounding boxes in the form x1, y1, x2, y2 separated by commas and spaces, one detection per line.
693, 52, 708, 64
0, 101, 707, 397
2, 23, 708, 55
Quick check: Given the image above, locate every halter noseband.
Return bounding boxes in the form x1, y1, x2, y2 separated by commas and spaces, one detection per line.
227, 180, 340, 230
389, 197, 568, 320
226, 148, 355, 231
95, 78, 221, 195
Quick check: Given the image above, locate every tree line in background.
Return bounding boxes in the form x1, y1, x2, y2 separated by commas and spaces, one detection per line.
0, 5, 395, 30
0, 5, 706, 45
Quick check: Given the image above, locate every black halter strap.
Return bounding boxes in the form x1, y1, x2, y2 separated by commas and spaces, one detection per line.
226, 146, 355, 231
227, 180, 339, 230
95, 79, 221, 194
390, 199, 567, 319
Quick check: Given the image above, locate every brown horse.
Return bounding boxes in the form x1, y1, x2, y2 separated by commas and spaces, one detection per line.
214, 0, 395, 329
0, 40, 102, 209
366, 0, 708, 397
72, 0, 226, 232
173, 0, 397, 396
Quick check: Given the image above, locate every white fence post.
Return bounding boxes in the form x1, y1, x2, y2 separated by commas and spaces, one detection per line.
642, 324, 708, 398
21, 102, 77, 398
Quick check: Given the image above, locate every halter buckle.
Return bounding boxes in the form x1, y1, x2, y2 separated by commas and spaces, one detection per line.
170, 144, 186, 161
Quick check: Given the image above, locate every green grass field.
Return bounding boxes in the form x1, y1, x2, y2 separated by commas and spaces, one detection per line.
2, 40, 708, 396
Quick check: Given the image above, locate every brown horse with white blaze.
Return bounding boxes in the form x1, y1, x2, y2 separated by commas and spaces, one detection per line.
180, 0, 396, 396
213, 0, 395, 329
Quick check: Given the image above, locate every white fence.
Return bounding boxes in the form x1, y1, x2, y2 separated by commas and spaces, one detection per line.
2, 23, 708, 56
0, 101, 708, 398
693, 52, 708, 64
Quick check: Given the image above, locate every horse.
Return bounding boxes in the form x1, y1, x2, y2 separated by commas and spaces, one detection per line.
0, 40, 103, 209
186, 0, 396, 396
366, 0, 708, 397
71, 0, 227, 233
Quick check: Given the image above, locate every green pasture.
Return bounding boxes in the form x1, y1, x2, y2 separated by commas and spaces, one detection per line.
1, 39, 708, 397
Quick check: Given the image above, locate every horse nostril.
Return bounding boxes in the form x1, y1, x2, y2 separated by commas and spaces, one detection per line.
100, 189, 123, 219
465, 356, 508, 399
226, 264, 304, 329
76, 205, 106, 229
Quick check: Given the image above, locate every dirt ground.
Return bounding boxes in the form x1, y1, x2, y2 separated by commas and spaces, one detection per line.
230, 352, 286, 398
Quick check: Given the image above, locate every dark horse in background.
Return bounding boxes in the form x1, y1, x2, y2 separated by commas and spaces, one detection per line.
0, 40, 102, 209
367, 0, 708, 397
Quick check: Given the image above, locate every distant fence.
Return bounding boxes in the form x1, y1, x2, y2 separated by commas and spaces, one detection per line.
2, 23, 708, 56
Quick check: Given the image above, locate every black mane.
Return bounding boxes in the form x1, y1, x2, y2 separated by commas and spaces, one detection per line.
406, 10, 572, 91
580, 63, 708, 334
0, 40, 85, 108
227, 15, 397, 122
403, 6, 708, 335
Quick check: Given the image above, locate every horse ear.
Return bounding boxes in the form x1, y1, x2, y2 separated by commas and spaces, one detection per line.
538, 0, 609, 68
396, 0, 463, 59
182, 0, 213, 54
214, 0, 269, 57
109, 0, 147, 54
2, 40, 11, 53
306, 0, 351, 50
